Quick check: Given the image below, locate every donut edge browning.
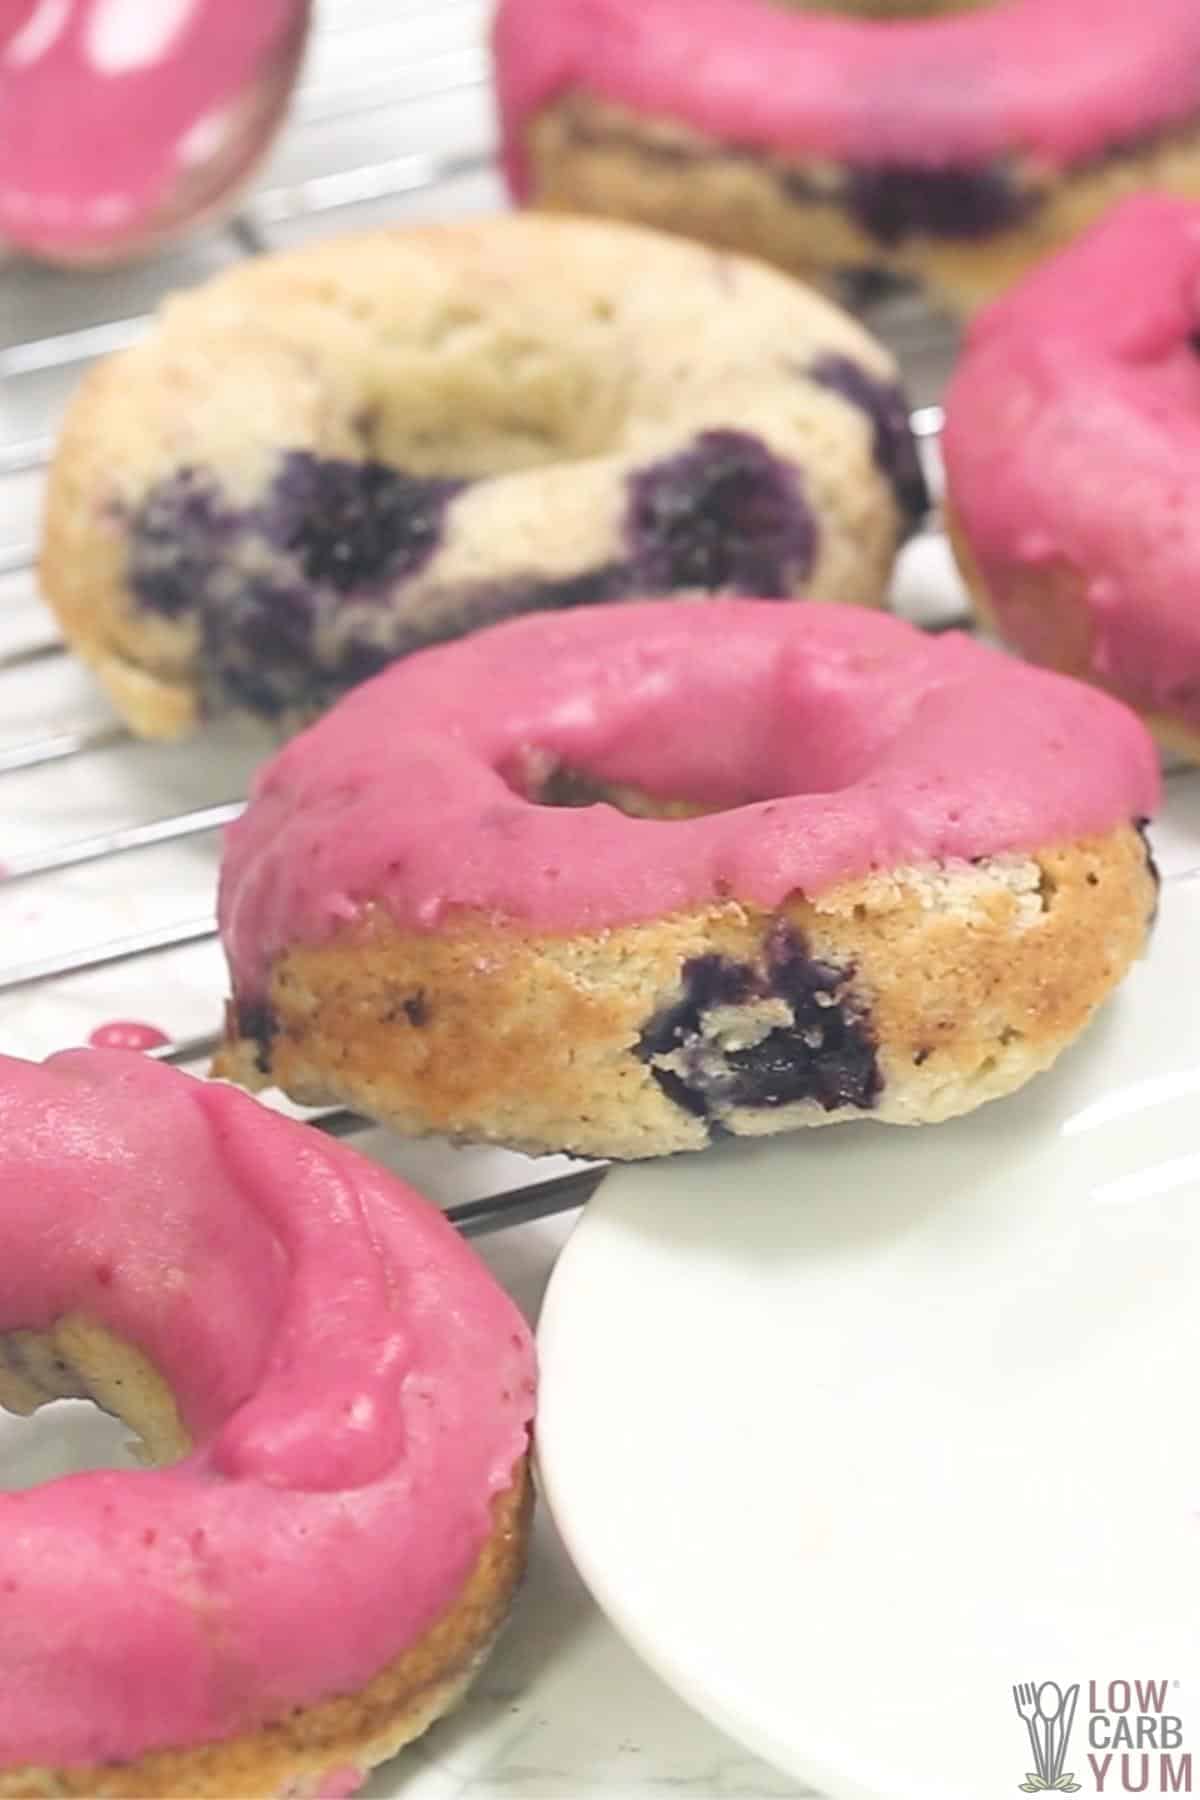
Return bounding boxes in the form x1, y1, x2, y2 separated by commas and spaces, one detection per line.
214, 825, 1156, 1161
0, 1462, 532, 1799
518, 95, 1200, 314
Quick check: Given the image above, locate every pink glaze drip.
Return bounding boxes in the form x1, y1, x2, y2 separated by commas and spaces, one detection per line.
943, 194, 1200, 726
0, 1050, 534, 1767
0, 0, 304, 256
493, 0, 1200, 194
218, 601, 1159, 1003
87, 1020, 170, 1052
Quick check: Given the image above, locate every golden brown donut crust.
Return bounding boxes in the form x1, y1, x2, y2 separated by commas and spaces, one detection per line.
216, 826, 1156, 1161
520, 96, 1200, 314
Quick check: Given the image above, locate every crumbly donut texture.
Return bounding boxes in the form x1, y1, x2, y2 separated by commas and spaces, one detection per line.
0, 1314, 531, 1800
520, 95, 1200, 315
40, 215, 924, 739
216, 824, 1156, 1161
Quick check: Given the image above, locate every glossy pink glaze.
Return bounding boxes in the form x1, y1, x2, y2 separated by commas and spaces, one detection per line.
87, 1020, 170, 1051
944, 194, 1200, 725
0, 0, 305, 256
218, 601, 1159, 1002
493, 0, 1200, 194
0, 1050, 534, 1767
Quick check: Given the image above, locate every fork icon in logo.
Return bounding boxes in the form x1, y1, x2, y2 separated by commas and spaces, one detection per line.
1012, 1682, 1082, 1792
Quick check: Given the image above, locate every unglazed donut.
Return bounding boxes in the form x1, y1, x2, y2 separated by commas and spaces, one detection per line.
944, 194, 1200, 762
40, 214, 925, 741
494, 0, 1200, 313
215, 600, 1159, 1162
0, 1050, 534, 1799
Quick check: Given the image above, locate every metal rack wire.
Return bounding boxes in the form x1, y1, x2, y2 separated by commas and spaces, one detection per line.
0, 0, 966, 1234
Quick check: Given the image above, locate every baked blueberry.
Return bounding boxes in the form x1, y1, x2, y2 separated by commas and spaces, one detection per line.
263, 452, 464, 593
846, 162, 1031, 246
627, 431, 817, 596
637, 926, 880, 1120
808, 353, 929, 525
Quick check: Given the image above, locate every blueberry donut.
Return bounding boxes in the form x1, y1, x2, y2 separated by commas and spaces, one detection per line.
945, 194, 1200, 763
40, 215, 925, 740
494, 0, 1200, 313
215, 600, 1159, 1162
0, 1049, 534, 1799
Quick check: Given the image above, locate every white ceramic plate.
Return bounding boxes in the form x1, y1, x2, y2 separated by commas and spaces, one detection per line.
537, 874, 1200, 1800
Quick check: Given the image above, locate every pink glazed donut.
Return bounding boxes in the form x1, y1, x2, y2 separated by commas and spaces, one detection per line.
0, 1050, 534, 1799
944, 193, 1200, 763
0, 0, 310, 265
215, 600, 1160, 1161
493, 0, 1200, 311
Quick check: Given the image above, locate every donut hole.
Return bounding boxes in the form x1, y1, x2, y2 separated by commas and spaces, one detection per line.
507, 734, 881, 820
519, 759, 718, 820
0, 1318, 191, 1490
505, 744, 814, 818
263, 264, 632, 479
502, 645, 919, 819
0, 1400, 136, 1492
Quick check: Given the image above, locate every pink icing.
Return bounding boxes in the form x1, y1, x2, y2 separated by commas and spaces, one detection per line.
87, 1020, 170, 1051
218, 600, 1159, 1002
0, 0, 306, 257
0, 1049, 534, 1767
493, 0, 1200, 194
943, 193, 1200, 725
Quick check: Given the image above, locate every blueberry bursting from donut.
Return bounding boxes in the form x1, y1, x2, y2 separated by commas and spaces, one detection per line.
636, 924, 881, 1125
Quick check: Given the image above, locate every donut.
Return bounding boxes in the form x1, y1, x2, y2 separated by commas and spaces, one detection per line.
0, 1050, 534, 1799
214, 599, 1160, 1162
493, 0, 1200, 313
0, 1, 309, 267
944, 193, 1200, 762
40, 214, 926, 740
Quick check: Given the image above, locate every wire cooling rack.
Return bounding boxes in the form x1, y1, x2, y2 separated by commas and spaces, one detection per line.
7, 0, 1183, 1237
